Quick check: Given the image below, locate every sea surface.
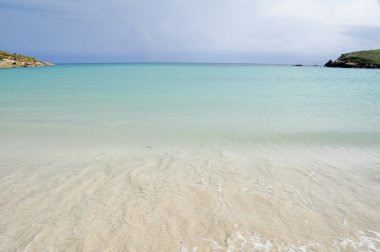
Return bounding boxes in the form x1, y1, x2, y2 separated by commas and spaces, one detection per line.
0, 64, 379, 251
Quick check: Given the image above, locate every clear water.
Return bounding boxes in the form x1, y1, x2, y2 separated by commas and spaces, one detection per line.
1, 64, 379, 147
0, 64, 380, 251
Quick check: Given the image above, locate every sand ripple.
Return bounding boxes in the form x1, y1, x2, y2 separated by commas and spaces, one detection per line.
0, 147, 379, 251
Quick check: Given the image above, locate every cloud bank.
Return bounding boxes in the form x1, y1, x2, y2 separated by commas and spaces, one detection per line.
1, 0, 379, 63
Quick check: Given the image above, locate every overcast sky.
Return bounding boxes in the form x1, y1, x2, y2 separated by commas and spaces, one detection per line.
1, 0, 380, 63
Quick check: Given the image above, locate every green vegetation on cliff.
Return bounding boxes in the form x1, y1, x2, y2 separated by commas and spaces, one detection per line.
0, 50, 38, 62
0, 50, 53, 68
325, 49, 380, 68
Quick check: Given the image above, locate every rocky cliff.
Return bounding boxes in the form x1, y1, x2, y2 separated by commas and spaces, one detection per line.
325, 49, 380, 69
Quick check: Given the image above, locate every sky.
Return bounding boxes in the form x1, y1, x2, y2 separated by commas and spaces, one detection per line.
1, 0, 380, 64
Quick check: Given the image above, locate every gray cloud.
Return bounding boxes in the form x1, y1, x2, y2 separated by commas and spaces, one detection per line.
1, 0, 379, 63
344, 25, 380, 42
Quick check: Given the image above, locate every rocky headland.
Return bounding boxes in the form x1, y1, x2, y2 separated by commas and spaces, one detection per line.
325, 49, 380, 69
0, 50, 53, 68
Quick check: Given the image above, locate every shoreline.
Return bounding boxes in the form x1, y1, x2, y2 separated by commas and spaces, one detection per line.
0, 58, 53, 68
0, 144, 379, 251
0, 63, 379, 251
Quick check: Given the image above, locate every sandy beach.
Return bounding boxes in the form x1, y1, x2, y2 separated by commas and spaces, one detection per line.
0, 140, 379, 251
0, 64, 379, 251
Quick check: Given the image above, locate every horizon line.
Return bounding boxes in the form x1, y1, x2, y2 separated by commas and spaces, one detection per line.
54, 62, 323, 66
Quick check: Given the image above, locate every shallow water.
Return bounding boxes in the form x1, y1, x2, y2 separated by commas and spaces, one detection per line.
0, 64, 379, 251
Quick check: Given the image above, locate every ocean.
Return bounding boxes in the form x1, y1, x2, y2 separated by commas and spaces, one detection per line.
0, 64, 379, 251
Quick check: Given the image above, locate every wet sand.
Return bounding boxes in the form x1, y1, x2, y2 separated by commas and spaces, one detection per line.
1, 64, 380, 251
0, 143, 379, 251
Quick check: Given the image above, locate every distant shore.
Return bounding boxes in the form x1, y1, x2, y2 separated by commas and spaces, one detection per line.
0, 50, 53, 68
325, 49, 380, 69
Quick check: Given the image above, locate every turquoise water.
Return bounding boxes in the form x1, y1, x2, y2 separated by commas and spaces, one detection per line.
1, 64, 379, 148
1, 64, 380, 251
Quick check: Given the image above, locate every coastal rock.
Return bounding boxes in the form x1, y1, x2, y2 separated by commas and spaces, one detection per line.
325, 49, 380, 69
0, 50, 53, 68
